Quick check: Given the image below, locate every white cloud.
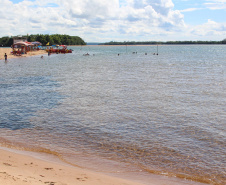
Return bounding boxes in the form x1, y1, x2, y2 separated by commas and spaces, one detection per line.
0, 0, 225, 41
206, 0, 226, 2
190, 19, 226, 37
180, 8, 203, 12
60, 0, 119, 19
205, 0, 226, 9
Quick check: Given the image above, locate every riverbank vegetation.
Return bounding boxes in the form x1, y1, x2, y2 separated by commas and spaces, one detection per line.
101, 39, 226, 45
0, 34, 86, 47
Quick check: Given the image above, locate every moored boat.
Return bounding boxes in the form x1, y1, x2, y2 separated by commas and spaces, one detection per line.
46, 45, 73, 54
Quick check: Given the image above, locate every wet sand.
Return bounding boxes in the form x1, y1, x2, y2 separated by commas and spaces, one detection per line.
0, 147, 145, 185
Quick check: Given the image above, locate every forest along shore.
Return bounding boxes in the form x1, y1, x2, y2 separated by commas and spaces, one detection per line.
0, 48, 47, 60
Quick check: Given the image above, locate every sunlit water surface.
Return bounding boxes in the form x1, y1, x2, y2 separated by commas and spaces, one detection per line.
0, 45, 225, 185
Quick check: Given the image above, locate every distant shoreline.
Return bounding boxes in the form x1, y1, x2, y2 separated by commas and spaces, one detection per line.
100, 43, 226, 46
70, 44, 226, 47
100, 40, 226, 45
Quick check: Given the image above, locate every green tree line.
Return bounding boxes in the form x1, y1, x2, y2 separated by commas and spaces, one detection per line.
102, 39, 226, 45
0, 34, 86, 47
0, 37, 13, 47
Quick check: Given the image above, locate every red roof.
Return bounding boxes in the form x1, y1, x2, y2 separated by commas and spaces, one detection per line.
13, 42, 33, 46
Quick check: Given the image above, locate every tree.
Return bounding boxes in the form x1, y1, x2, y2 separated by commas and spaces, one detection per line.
27, 35, 36, 42
0, 34, 86, 46
222, 39, 226, 44
0, 36, 13, 47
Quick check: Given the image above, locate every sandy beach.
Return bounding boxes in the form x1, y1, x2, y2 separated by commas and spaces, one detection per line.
0, 48, 47, 60
0, 147, 145, 185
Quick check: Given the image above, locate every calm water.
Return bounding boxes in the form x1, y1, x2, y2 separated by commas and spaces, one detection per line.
0, 45, 225, 185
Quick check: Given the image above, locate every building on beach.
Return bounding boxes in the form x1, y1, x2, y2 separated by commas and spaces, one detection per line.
13, 36, 27, 44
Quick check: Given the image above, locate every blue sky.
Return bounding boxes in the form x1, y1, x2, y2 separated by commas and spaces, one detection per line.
1, 0, 226, 42
173, 0, 226, 24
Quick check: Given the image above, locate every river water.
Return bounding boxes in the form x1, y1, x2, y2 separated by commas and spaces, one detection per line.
0, 45, 225, 185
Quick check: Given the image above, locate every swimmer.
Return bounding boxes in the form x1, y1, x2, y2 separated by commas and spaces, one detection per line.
4, 53, 7, 61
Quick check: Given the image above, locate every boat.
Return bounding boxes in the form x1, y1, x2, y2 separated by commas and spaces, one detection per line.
46, 45, 73, 54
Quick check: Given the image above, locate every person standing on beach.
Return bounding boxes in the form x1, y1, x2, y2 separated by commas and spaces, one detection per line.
4, 53, 7, 61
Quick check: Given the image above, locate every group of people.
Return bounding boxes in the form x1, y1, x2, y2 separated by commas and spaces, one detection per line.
3, 51, 159, 61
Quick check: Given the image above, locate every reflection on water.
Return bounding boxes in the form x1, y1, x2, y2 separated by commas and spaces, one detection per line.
0, 45, 225, 185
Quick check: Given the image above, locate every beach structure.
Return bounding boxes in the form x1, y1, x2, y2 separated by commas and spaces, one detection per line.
31, 41, 42, 50
12, 42, 33, 55
31, 41, 42, 46
11, 41, 42, 55
13, 36, 27, 44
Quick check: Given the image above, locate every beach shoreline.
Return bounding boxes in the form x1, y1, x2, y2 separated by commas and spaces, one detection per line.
0, 48, 47, 61
0, 146, 145, 185
0, 144, 209, 185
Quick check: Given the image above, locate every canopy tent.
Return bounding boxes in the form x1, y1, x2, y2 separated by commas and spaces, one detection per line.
12, 41, 34, 54
31, 41, 42, 46
13, 42, 31, 47
25, 42, 33, 45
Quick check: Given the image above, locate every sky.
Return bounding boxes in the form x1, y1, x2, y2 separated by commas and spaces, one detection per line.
0, 0, 225, 42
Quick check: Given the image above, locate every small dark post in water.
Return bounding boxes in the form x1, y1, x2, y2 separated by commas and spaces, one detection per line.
157, 44, 159, 55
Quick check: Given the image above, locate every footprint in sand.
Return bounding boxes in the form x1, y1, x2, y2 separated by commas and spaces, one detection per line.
44, 181, 56, 185
77, 177, 87, 182
45, 168, 53, 170
3, 163, 12, 166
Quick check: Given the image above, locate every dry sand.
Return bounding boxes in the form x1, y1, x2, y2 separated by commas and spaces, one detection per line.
0, 48, 47, 60
0, 147, 145, 185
